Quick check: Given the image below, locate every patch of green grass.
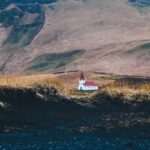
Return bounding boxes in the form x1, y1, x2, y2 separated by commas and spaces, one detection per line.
1, 4, 45, 47
28, 50, 85, 72
123, 42, 150, 56
5, 23, 43, 47
139, 42, 150, 49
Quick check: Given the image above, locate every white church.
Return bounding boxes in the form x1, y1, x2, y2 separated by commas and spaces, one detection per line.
77, 73, 98, 91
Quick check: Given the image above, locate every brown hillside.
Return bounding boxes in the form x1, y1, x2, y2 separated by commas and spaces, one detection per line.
0, 0, 150, 76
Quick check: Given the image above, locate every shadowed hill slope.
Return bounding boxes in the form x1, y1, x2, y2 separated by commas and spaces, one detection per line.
0, 0, 150, 76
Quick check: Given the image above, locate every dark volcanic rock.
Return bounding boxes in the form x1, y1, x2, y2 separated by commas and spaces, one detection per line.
0, 87, 150, 132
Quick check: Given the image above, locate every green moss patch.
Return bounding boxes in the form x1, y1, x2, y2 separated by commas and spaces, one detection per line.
28, 50, 85, 72
4, 22, 43, 47
0, 4, 45, 47
123, 42, 150, 56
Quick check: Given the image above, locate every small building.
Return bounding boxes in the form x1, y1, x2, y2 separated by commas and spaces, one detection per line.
77, 73, 98, 91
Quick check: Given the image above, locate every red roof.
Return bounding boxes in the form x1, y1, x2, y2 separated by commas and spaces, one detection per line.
84, 81, 97, 86
80, 72, 85, 80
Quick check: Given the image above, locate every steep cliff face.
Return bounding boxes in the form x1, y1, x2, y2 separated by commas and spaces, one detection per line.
0, 0, 150, 76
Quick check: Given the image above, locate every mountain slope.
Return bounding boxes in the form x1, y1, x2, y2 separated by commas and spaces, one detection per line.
0, 0, 150, 76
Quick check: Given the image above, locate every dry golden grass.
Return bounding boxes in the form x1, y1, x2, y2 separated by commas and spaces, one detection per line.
104, 81, 150, 93
102, 80, 150, 101
0, 74, 53, 87
0, 73, 149, 101
0, 74, 71, 98
0, 74, 68, 93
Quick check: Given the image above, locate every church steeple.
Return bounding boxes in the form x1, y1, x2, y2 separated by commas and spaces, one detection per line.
77, 72, 98, 91
80, 72, 85, 80
79, 72, 85, 85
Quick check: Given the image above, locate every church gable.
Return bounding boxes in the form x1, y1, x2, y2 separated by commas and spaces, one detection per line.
77, 73, 98, 91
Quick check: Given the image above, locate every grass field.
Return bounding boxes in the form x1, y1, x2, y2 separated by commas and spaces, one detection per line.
0, 72, 149, 101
